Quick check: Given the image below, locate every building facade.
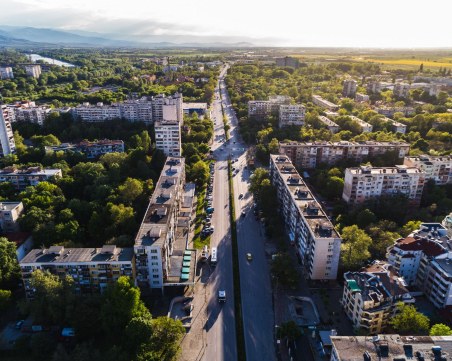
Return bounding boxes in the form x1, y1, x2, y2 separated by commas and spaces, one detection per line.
278, 104, 305, 128
355, 93, 370, 102
342, 79, 357, 98
0, 201, 24, 233
318, 116, 340, 133
0, 67, 14, 79
393, 83, 410, 98
155, 120, 181, 157
312, 95, 339, 111
349, 116, 373, 133
270, 155, 342, 280
279, 141, 410, 169
0, 105, 16, 157
20, 245, 135, 298
367, 81, 381, 94
8, 102, 50, 125
404, 155, 452, 185
275, 56, 300, 68
248, 95, 291, 120
342, 261, 413, 334
342, 165, 425, 206
134, 157, 185, 289
78, 139, 125, 158
25, 65, 41, 78
0, 166, 62, 190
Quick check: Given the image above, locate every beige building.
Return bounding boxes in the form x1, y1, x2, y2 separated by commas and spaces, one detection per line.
342, 165, 425, 206
155, 119, 181, 157
270, 155, 342, 280
393, 83, 410, 98
0, 166, 62, 190
278, 104, 305, 128
355, 93, 370, 102
342, 261, 413, 334
350, 116, 373, 133
8, 101, 50, 126
0, 67, 14, 79
342, 79, 357, 97
0, 201, 24, 233
0, 105, 16, 157
318, 116, 340, 133
367, 81, 381, 94
20, 245, 135, 298
279, 140, 410, 169
404, 155, 452, 185
24, 64, 41, 78
248, 95, 291, 119
312, 95, 339, 111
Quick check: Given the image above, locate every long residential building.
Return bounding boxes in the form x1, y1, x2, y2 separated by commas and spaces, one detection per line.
318, 116, 340, 133
0, 166, 62, 190
134, 157, 193, 290
381, 116, 407, 134
0, 105, 16, 157
393, 83, 410, 98
376, 106, 415, 117
279, 140, 410, 169
342, 79, 357, 98
331, 334, 452, 361
278, 104, 305, 128
24, 64, 41, 78
387, 223, 452, 309
0, 67, 14, 79
342, 261, 413, 334
20, 245, 135, 298
404, 155, 452, 185
349, 115, 373, 132
47, 139, 125, 158
312, 95, 339, 111
248, 95, 291, 119
342, 165, 425, 205
7, 101, 51, 126
270, 155, 342, 280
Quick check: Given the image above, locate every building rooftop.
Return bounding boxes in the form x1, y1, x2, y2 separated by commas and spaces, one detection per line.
0, 166, 61, 177
279, 140, 410, 148
182, 103, 207, 110
318, 115, 339, 127
134, 157, 185, 248
348, 165, 423, 175
331, 334, 452, 361
406, 155, 451, 163
20, 245, 134, 264
0, 201, 22, 211
312, 94, 338, 107
271, 154, 339, 239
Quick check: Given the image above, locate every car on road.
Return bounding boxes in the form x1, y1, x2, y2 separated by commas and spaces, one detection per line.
218, 290, 226, 303
15, 320, 24, 329
246, 253, 253, 261
238, 193, 244, 199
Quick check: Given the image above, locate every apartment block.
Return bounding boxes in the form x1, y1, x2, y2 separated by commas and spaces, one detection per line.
270, 155, 342, 280
0, 67, 14, 79
331, 334, 452, 361
404, 155, 452, 185
382, 117, 407, 134
152, 93, 183, 124
275, 56, 300, 68
278, 104, 305, 128
393, 83, 410, 98
312, 95, 339, 111
367, 81, 381, 94
155, 119, 181, 157
0, 201, 24, 233
134, 157, 192, 290
20, 245, 135, 298
342, 261, 413, 334
182, 103, 208, 117
24, 64, 41, 78
342, 79, 357, 97
355, 93, 370, 102
318, 116, 340, 133
0, 105, 16, 157
118, 98, 154, 123
8, 101, 50, 126
79, 139, 125, 158
73, 102, 121, 122
342, 165, 425, 205
376, 106, 415, 117
0, 166, 62, 190
248, 95, 291, 119
279, 141, 410, 169
350, 115, 373, 132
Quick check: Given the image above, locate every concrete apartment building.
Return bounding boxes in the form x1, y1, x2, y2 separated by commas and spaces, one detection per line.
387, 223, 452, 309
342, 79, 358, 97
73, 102, 121, 122
393, 83, 411, 98
248, 95, 291, 119
318, 116, 340, 133
0, 201, 24, 233
355, 93, 370, 102
279, 141, 410, 169
278, 104, 305, 128
0, 67, 14, 79
134, 157, 195, 290
24, 64, 41, 78
182, 103, 208, 117
349, 116, 373, 133
312, 95, 339, 111
20, 245, 135, 298
8, 101, 50, 126
47, 139, 125, 158
330, 334, 452, 361
367, 81, 382, 94
342, 165, 425, 206
0, 166, 62, 190
275, 56, 300, 68
404, 155, 452, 185
342, 261, 413, 334
270, 155, 342, 280
380, 117, 407, 134
376, 106, 415, 117
0, 105, 16, 157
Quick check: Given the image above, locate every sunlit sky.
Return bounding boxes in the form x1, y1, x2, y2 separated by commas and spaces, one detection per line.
1, 0, 452, 47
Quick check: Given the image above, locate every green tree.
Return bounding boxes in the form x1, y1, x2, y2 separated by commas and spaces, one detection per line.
340, 225, 372, 270
190, 160, 209, 187
31, 332, 57, 361
430, 323, 452, 336
118, 177, 144, 204
0, 289, 12, 310
401, 220, 422, 237
271, 253, 300, 289
268, 138, 279, 154
277, 320, 302, 341
0, 237, 20, 286
390, 303, 430, 335
125, 314, 154, 353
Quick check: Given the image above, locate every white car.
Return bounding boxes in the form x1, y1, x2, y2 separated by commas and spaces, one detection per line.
218, 290, 226, 303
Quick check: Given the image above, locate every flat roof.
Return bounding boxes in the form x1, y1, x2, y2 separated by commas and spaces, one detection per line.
347, 165, 423, 175
279, 140, 409, 148
182, 102, 207, 109
0, 201, 22, 211
0, 167, 61, 176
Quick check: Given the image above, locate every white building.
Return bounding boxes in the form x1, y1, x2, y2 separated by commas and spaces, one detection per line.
367, 81, 381, 94
342, 165, 425, 206
0, 105, 16, 157
350, 116, 373, 133
134, 157, 187, 290
0, 201, 24, 233
378, 116, 407, 134
404, 155, 452, 185
376, 106, 415, 117
248, 95, 291, 119
278, 104, 305, 128
393, 83, 410, 98
270, 155, 342, 280
0, 166, 62, 190
312, 95, 339, 111
342, 79, 357, 97
73, 102, 121, 122
318, 116, 340, 133
355, 93, 370, 102
9, 102, 51, 126
155, 120, 181, 157
342, 261, 413, 334
25, 64, 41, 78
0, 67, 14, 79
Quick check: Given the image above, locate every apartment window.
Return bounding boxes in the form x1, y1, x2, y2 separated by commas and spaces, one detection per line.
151, 256, 158, 260
151, 262, 158, 266
152, 268, 159, 273
150, 249, 157, 253
153, 281, 159, 285
152, 275, 159, 279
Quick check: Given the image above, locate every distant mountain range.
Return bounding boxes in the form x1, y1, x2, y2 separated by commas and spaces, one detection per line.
0, 26, 255, 48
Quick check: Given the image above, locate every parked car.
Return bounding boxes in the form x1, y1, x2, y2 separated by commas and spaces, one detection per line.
246, 253, 253, 261
239, 193, 244, 199
15, 320, 24, 329
218, 290, 226, 303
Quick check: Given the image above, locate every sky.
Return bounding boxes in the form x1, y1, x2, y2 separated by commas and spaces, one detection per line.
1, 0, 451, 47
